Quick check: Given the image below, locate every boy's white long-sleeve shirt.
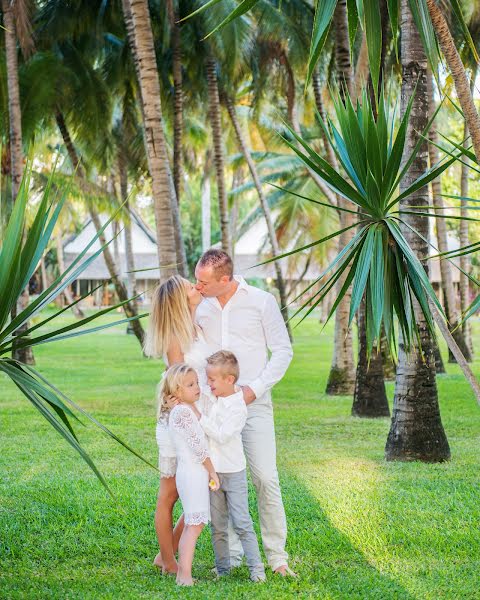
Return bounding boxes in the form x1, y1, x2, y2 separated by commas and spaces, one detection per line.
199, 386, 247, 473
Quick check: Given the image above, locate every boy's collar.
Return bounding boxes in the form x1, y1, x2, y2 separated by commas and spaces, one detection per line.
216, 384, 242, 402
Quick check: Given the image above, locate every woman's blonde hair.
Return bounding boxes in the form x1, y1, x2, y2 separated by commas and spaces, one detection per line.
156, 363, 196, 420
144, 275, 196, 358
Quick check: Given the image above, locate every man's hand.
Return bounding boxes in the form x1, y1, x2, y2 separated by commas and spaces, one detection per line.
241, 385, 256, 405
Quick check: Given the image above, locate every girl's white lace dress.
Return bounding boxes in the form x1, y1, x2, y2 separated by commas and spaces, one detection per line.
156, 331, 211, 478
169, 403, 211, 525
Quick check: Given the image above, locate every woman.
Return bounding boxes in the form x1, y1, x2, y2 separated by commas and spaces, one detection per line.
144, 275, 211, 574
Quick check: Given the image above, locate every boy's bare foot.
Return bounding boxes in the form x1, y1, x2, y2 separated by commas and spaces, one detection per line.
273, 564, 297, 577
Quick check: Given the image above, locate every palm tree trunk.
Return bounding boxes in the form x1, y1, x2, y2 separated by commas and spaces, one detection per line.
56, 233, 84, 318
460, 72, 476, 356
3, 0, 23, 198
353, 33, 369, 101
326, 0, 355, 396
312, 71, 338, 168
3, 0, 34, 365
425, 0, 480, 163
380, 329, 396, 380
385, 0, 450, 462
335, 0, 354, 96
40, 256, 48, 292
55, 111, 145, 348
118, 147, 139, 335
225, 96, 292, 340
206, 57, 231, 255
121, 0, 183, 278
166, 0, 183, 203
433, 339, 446, 374
201, 152, 212, 252
89, 209, 145, 346
427, 71, 471, 362
352, 296, 390, 417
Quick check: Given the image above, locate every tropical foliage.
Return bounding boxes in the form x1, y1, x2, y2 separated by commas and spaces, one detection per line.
0, 165, 153, 493
265, 87, 479, 360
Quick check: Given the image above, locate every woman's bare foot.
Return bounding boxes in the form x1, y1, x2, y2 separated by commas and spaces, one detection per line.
153, 552, 163, 569
153, 553, 178, 575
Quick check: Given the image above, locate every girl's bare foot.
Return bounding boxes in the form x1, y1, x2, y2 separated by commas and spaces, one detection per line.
176, 575, 194, 586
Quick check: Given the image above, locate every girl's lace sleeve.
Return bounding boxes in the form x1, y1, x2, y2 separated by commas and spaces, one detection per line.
170, 405, 209, 463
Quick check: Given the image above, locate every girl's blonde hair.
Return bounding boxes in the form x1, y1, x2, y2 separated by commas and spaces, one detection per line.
156, 363, 196, 420
144, 275, 196, 358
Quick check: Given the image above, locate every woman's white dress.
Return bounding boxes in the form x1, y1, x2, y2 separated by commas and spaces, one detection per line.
156, 332, 211, 478
168, 404, 211, 525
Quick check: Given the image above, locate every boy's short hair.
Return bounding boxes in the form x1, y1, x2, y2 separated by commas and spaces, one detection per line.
206, 350, 240, 382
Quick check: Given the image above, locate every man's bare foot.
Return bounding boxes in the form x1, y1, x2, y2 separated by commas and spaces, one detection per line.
273, 564, 297, 577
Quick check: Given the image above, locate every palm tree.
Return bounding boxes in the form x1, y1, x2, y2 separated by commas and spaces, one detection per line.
427, 70, 471, 363
352, 296, 389, 417
121, 0, 184, 278
325, 0, 355, 395
425, 0, 480, 163
55, 108, 146, 347
1, 0, 35, 365
206, 56, 231, 254
459, 71, 476, 355
166, 0, 184, 203
225, 94, 291, 338
385, 0, 450, 462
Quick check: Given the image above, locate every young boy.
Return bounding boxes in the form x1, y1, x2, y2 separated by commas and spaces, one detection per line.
191, 350, 266, 582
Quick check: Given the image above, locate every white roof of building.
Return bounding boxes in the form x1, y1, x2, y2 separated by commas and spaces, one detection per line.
64, 211, 160, 280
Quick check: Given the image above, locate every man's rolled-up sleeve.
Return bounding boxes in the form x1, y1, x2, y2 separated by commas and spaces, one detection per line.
249, 293, 293, 399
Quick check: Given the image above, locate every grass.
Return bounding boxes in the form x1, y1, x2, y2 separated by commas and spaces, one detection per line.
1, 310, 479, 599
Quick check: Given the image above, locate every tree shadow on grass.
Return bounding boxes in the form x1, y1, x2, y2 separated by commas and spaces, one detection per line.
265, 472, 416, 599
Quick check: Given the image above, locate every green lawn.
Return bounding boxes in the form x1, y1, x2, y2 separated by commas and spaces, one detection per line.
1, 311, 479, 599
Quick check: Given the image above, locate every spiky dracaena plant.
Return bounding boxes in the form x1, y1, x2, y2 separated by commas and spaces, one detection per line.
262, 87, 479, 363
0, 164, 153, 495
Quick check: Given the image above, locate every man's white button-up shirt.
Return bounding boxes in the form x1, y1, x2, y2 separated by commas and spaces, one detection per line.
195, 276, 293, 404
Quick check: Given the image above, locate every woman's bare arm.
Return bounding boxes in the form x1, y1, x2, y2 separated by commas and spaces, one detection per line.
166, 338, 184, 366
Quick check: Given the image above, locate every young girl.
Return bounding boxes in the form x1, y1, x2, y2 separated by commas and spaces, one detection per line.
147, 275, 209, 574
157, 363, 220, 586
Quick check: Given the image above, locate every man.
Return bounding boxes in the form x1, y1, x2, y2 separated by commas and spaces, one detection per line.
195, 249, 295, 576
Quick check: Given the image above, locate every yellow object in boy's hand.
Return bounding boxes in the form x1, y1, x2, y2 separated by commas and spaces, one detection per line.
209, 479, 217, 491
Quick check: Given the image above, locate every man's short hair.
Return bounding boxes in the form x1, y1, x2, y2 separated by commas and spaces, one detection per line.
206, 350, 240, 382
197, 249, 233, 280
